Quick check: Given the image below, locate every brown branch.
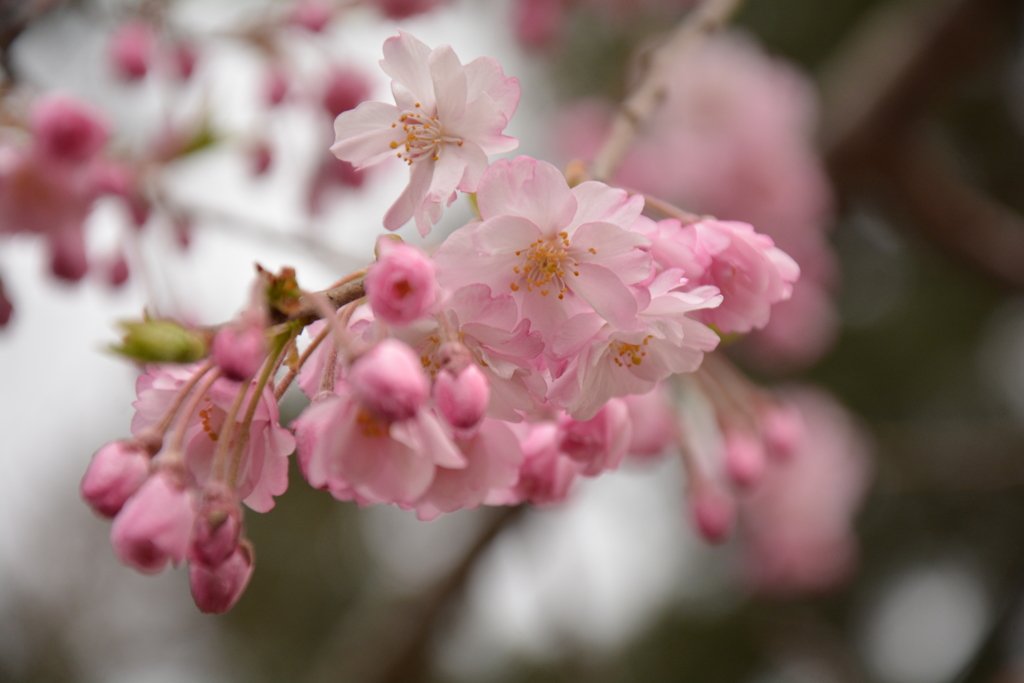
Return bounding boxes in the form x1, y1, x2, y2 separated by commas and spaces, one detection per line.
284, 279, 365, 326
307, 505, 526, 683
822, 0, 1024, 288
589, 0, 747, 182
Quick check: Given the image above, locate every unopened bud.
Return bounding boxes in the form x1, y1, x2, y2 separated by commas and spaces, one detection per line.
724, 431, 766, 488
110, 20, 154, 81
110, 466, 194, 574
81, 440, 151, 518
690, 485, 735, 544
434, 362, 489, 431
322, 65, 370, 119
112, 319, 208, 363
107, 252, 130, 288
349, 339, 428, 422
264, 67, 289, 107
212, 323, 265, 381
189, 483, 242, 567
290, 0, 333, 32
30, 95, 109, 164
189, 541, 254, 614
171, 41, 199, 81
365, 237, 437, 326
761, 402, 804, 461
0, 277, 12, 327
48, 228, 88, 282
251, 140, 273, 177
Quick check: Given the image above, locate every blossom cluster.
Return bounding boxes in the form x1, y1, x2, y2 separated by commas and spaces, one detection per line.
77, 31, 866, 615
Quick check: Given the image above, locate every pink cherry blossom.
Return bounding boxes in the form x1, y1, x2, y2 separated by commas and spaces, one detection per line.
395, 283, 545, 422
81, 440, 152, 518
433, 156, 652, 339
131, 364, 295, 512
548, 270, 722, 420
110, 468, 194, 574
556, 399, 632, 476
292, 387, 463, 505
331, 31, 520, 235
365, 237, 438, 326
489, 422, 580, 506
413, 418, 524, 520
189, 483, 242, 567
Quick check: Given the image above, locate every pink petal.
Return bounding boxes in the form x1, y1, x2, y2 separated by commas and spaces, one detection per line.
331, 101, 404, 168
428, 44, 468, 123
380, 31, 435, 110
570, 262, 640, 330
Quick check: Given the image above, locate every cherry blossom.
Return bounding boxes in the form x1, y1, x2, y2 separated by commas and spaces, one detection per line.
331, 31, 520, 235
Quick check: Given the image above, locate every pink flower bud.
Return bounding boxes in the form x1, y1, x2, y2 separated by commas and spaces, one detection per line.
48, 228, 88, 282
349, 339, 429, 422
251, 140, 273, 176
30, 95, 109, 164
107, 252, 130, 287
290, 0, 333, 32
556, 398, 632, 476
212, 323, 266, 381
110, 467, 194, 574
0, 277, 13, 327
322, 66, 371, 119
110, 20, 155, 81
189, 541, 254, 614
365, 238, 437, 326
171, 41, 199, 80
373, 0, 442, 19
264, 67, 289, 107
434, 363, 489, 431
514, 0, 565, 49
189, 483, 242, 567
761, 402, 804, 461
724, 431, 766, 488
690, 485, 735, 544
81, 440, 151, 518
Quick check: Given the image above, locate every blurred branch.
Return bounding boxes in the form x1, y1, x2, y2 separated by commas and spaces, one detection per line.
589, 0, 747, 182
308, 505, 525, 683
0, 0, 64, 83
822, 0, 1024, 288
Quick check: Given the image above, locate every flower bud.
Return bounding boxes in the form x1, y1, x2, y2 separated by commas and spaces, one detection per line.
290, 0, 333, 32
0, 277, 12, 327
111, 318, 208, 363
349, 340, 428, 422
189, 541, 255, 614
724, 431, 766, 488
189, 483, 242, 567
264, 67, 289, 107
80, 440, 151, 518
110, 20, 154, 81
110, 467, 194, 574
171, 41, 199, 81
557, 399, 632, 477
30, 95, 109, 164
365, 238, 437, 326
322, 66, 370, 119
760, 402, 804, 461
107, 252, 130, 288
48, 228, 88, 282
373, 0, 442, 19
251, 140, 273, 177
690, 485, 735, 544
212, 323, 265, 381
434, 362, 489, 431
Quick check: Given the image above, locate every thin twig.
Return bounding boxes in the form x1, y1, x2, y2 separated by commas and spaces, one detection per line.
589, 0, 747, 182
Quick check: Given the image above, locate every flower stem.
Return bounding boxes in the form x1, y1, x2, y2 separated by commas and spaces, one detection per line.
226, 331, 291, 489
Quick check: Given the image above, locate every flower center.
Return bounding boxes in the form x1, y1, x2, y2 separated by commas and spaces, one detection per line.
389, 103, 463, 165
609, 336, 652, 367
510, 232, 580, 299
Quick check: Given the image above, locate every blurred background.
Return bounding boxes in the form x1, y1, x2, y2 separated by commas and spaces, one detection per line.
2, 0, 1024, 681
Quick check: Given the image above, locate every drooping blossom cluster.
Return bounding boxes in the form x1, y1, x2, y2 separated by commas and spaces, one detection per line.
79, 31, 871, 616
